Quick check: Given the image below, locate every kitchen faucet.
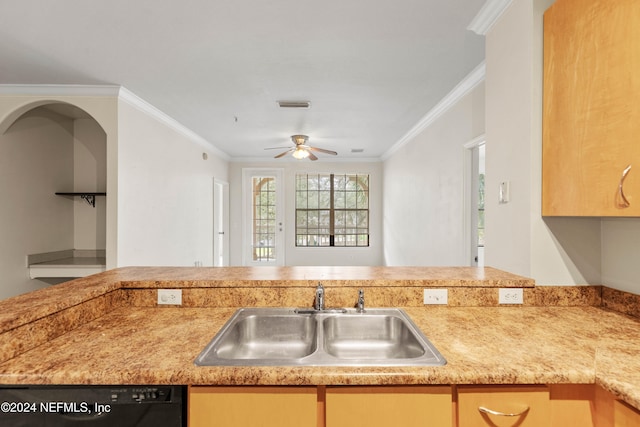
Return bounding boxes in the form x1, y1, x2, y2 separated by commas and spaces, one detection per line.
294, 282, 346, 314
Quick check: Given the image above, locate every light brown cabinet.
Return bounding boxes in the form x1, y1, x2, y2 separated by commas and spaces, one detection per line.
542, 0, 640, 216
457, 385, 550, 426
325, 386, 452, 427
592, 385, 640, 427
189, 385, 452, 427
189, 386, 318, 427
188, 384, 639, 427
614, 400, 640, 426
457, 385, 602, 427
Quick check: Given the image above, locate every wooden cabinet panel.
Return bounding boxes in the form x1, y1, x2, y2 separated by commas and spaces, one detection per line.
550, 384, 598, 426
614, 400, 640, 427
542, 0, 640, 216
325, 386, 452, 427
457, 385, 550, 427
189, 386, 317, 427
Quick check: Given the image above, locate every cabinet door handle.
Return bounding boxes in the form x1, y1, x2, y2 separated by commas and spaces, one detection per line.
618, 164, 632, 208
478, 405, 530, 417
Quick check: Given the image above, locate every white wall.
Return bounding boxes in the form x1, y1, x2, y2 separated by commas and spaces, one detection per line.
382, 82, 485, 266
73, 118, 107, 250
0, 108, 74, 299
602, 219, 640, 293
484, 0, 603, 286
485, 0, 602, 285
228, 161, 383, 266
116, 99, 229, 267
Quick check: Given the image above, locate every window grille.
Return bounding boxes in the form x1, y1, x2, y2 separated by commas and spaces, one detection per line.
295, 173, 369, 247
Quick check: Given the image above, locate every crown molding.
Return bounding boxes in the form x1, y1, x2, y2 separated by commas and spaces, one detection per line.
117, 87, 230, 161
0, 84, 121, 96
467, 0, 514, 35
0, 84, 230, 161
381, 61, 486, 161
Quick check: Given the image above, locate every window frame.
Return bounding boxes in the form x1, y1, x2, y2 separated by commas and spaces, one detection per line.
295, 173, 370, 247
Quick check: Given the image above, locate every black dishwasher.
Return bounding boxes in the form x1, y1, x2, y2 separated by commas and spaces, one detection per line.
0, 385, 185, 427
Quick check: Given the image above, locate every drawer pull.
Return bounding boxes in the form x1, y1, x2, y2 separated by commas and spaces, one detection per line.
478, 405, 530, 417
618, 164, 632, 208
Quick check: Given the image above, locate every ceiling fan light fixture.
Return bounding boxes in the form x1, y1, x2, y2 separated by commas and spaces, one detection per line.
291, 134, 309, 145
292, 147, 310, 159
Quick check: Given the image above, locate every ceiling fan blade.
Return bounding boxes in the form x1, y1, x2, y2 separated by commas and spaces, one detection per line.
308, 146, 337, 155
264, 146, 292, 150
274, 149, 294, 159
308, 151, 318, 161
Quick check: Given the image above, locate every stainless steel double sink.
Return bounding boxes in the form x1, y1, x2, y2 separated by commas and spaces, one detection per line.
194, 308, 446, 367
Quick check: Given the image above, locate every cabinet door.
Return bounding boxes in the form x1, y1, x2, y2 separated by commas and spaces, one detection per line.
614, 400, 640, 427
189, 386, 317, 427
458, 385, 549, 427
325, 386, 452, 427
542, 0, 640, 216
550, 384, 598, 426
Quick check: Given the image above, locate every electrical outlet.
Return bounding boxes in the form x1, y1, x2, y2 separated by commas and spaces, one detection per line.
424, 289, 448, 305
157, 289, 182, 305
499, 288, 523, 304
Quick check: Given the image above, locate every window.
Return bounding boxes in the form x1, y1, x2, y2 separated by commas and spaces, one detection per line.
295, 173, 369, 247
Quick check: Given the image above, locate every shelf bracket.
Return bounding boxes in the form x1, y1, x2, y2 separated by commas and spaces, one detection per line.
55, 192, 105, 208
80, 194, 97, 207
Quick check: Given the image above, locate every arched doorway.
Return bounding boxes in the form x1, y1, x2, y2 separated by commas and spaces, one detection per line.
0, 101, 107, 299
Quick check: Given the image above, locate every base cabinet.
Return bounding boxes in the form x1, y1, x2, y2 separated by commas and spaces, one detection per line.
457, 384, 607, 427
325, 386, 452, 427
189, 386, 317, 427
457, 385, 550, 427
188, 384, 639, 427
614, 400, 640, 426
189, 385, 452, 427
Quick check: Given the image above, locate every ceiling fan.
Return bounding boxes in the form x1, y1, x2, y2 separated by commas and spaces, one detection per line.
266, 135, 337, 161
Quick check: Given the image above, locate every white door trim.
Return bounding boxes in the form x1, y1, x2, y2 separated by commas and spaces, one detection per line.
242, 168, 285, 266
213, 178, 229, 266
463, 134, 486, 266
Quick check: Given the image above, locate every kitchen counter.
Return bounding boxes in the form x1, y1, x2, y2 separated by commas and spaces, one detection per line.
0, 267, 638, 411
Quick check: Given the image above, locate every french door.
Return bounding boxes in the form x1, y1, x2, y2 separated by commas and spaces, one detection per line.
242, 168, 285, 266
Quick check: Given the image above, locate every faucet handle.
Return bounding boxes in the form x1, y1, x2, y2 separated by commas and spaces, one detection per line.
315, 282, 325, 311
356, 288, 365, 313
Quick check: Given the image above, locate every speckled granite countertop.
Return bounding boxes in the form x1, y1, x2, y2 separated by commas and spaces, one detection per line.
0, 267, 638, 411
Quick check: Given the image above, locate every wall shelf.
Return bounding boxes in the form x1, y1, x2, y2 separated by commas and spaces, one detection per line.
55, 192, 106, 207
27, 249, 106, 279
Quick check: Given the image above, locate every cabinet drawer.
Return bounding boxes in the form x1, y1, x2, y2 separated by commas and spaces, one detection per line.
457, 385, 549, 427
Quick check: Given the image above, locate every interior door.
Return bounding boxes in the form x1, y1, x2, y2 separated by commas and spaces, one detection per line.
242, 168, 285, 266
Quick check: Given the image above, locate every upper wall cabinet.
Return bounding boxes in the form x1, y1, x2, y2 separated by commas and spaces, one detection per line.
542, 0, 640, 216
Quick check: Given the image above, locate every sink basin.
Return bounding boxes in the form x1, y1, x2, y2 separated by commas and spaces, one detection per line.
212, 313, 317, 360
195, 308, 446, 367
323, 315, 426, 359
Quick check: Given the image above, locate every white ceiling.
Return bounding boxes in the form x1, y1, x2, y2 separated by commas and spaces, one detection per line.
0, 0, 486, 161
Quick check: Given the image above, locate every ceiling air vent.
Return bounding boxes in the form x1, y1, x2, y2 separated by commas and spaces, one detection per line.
277, 101, 311, 109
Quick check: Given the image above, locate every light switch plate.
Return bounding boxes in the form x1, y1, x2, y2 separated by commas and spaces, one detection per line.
499, 288, 523, 304
424, 289, 448, 305
157, 289, 182, 305
499, 181, 510, 204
